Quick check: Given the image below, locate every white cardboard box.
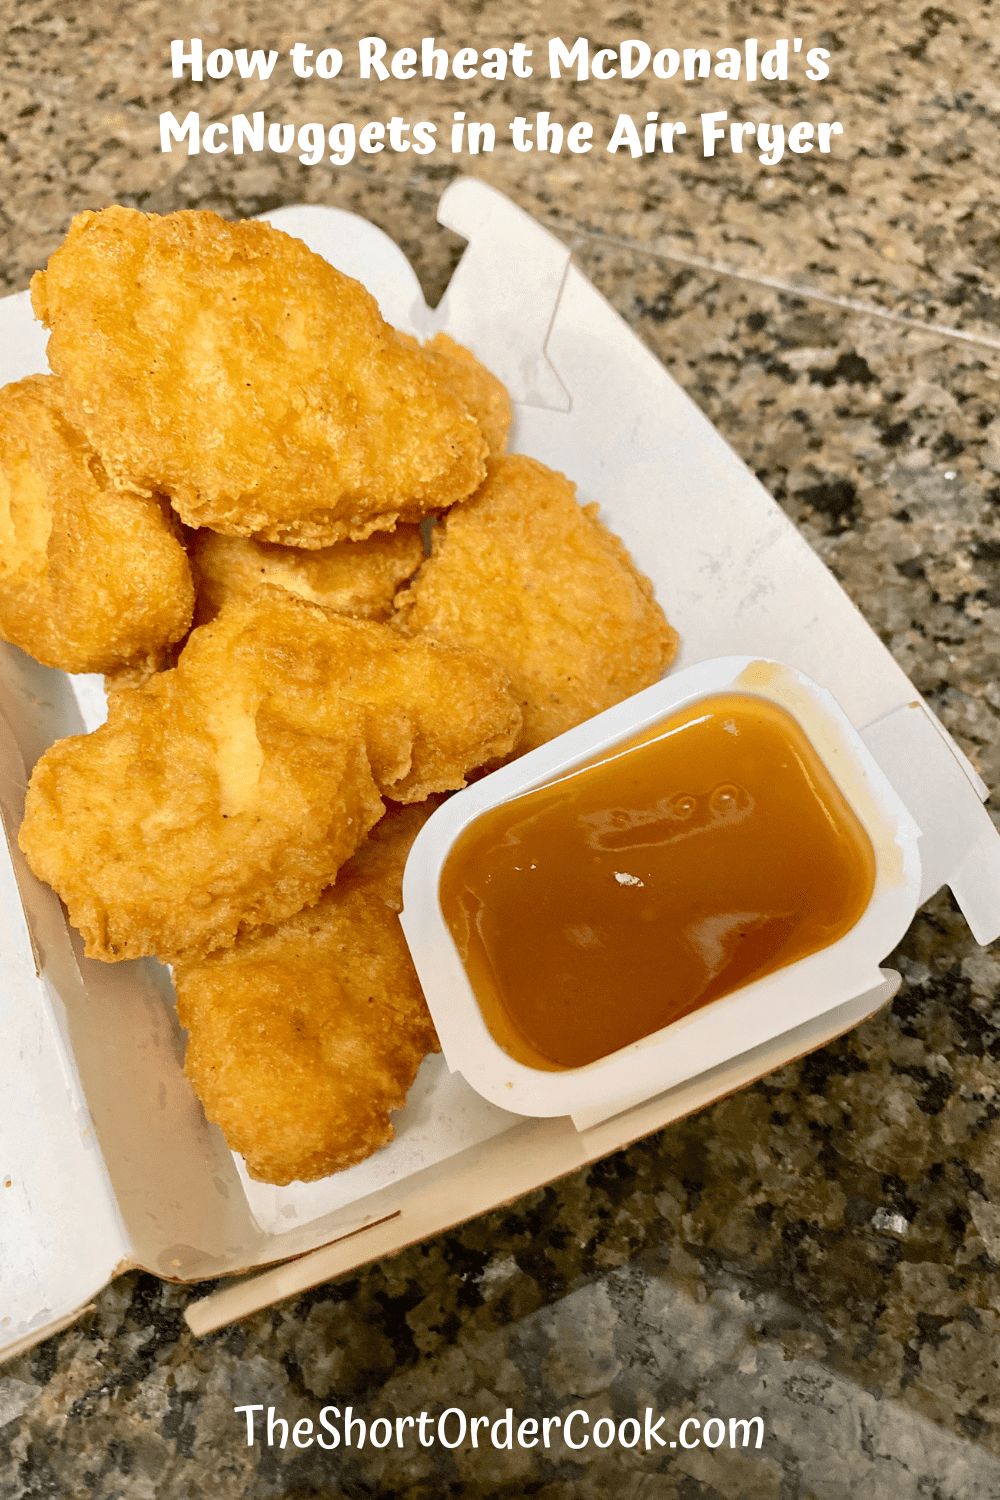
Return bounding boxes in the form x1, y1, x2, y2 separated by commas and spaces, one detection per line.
2, 179, 998, 1356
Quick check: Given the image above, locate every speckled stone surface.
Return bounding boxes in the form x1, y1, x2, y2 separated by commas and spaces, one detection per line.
3, 2, 1000, 1495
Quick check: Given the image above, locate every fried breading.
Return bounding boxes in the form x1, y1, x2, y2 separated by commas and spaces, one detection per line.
394, 455, 679, 753
0, 375, 193, 675
189, 524, 425, 628
103, 641, 185, 695
31, 207, 490, 546
398, 332, 511, 458
195, 592, 521, 804
19, 593, 520, 962
175, 800, 441, 1184
19, 672, 383, 966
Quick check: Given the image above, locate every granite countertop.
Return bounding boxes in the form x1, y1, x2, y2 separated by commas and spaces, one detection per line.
3, 2, 1000, 1495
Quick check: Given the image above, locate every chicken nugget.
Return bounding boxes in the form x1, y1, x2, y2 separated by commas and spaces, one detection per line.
0, 375, 193, 675
202, 591, 521, 804
19, 672, 384, 965
31, 207, 489, 546
398, 332, 511, 458
175, 800, 441, 1184
394, 455, 679, 753
189, 524, 425, 627
19, 594, 520, 962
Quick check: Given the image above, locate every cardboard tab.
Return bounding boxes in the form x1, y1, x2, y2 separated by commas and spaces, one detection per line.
861, 700, 1000, 938
949, 824, 1000, 947
434, 178, 572, 410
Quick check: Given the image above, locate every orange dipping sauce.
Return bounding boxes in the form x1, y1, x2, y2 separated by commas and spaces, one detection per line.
439, 693, 876, 1070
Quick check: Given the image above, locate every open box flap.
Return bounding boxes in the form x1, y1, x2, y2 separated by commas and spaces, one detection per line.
2, 181, 998, 1362
0, 658, 130, 1343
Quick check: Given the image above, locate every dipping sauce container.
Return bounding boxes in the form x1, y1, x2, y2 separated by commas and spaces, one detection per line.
439, 692, 877, 1071
400, 657, 922, 1125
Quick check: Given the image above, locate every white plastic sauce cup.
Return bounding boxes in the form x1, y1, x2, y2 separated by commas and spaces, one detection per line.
400, 657, 922, 1130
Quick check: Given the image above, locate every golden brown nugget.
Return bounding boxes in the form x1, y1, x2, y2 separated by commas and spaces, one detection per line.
189, 525, 425, 627
187, 592, 520, 805
31, 208, 489, 546
175, 801, 441, 1184
398, 332, 511, 458
394, 455, 679, 753
19, 594, 520, 962
19, 674, 384, 966
0, 375, 193, 675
